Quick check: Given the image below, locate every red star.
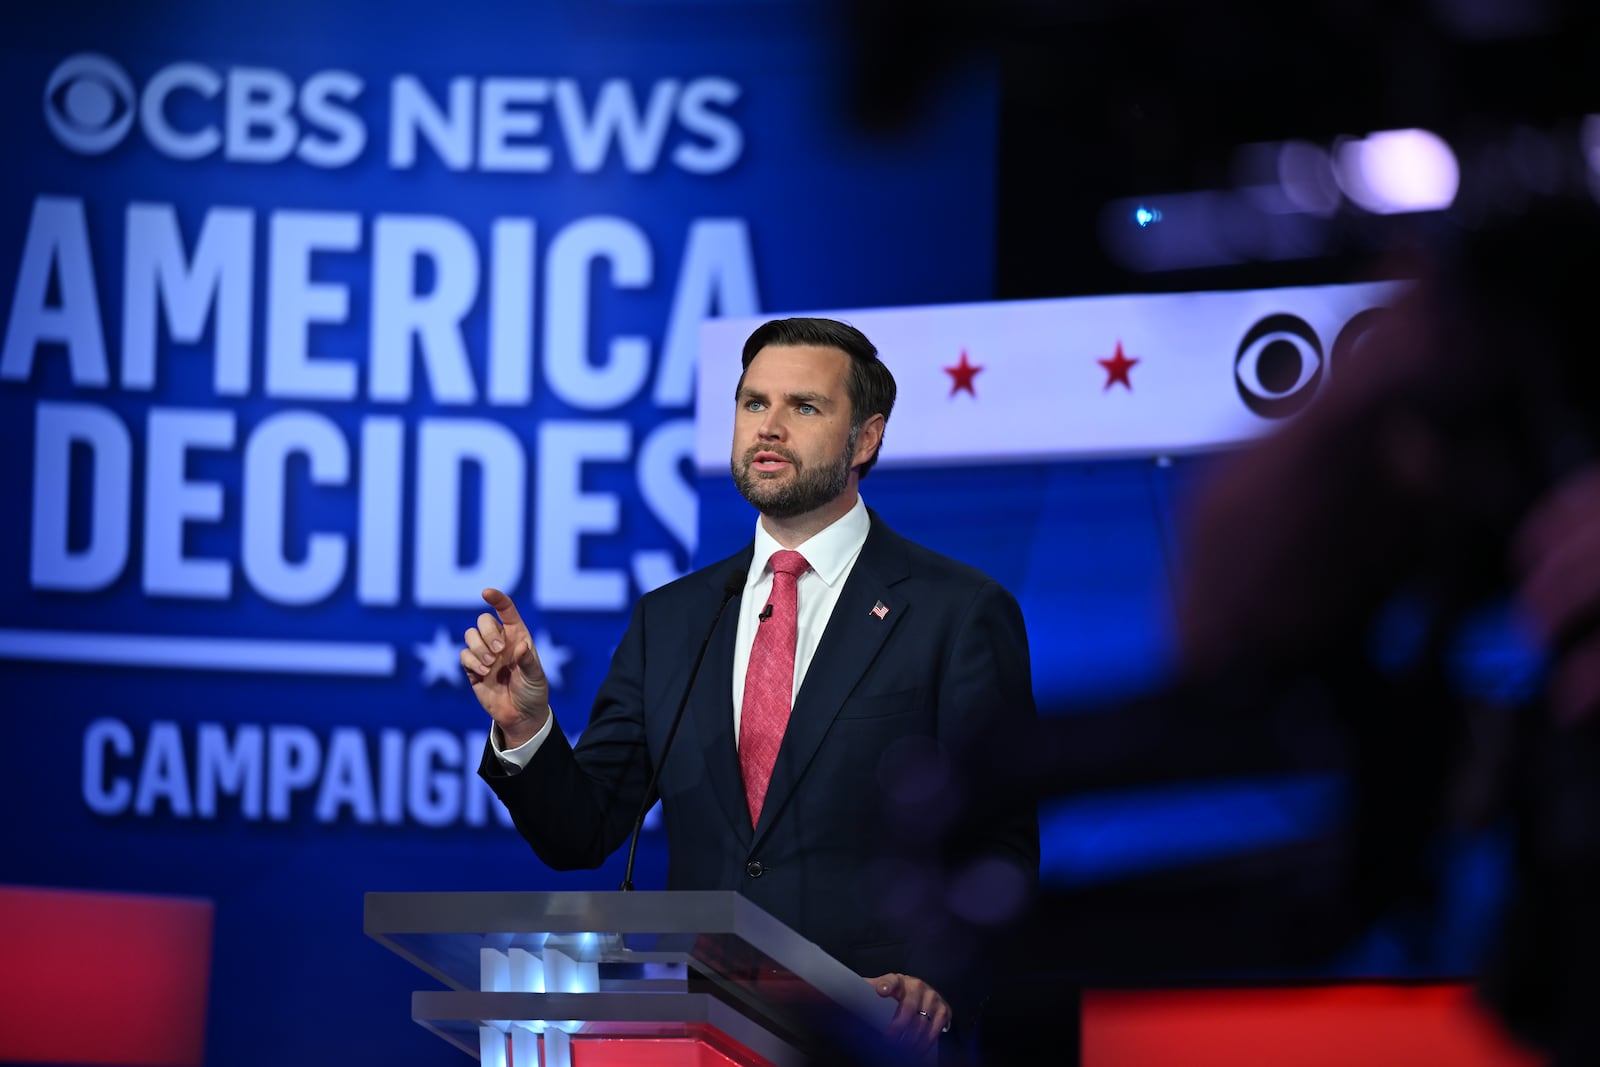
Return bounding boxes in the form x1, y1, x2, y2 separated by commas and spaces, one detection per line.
1097, 341, 1139, 391
944, 349, 983, 397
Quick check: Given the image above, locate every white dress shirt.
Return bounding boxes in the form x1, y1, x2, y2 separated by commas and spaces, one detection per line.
495, 495, 871, 767
731, 495, 869, 742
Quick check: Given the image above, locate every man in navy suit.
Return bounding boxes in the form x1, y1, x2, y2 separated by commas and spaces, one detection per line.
462, 317, 1039, 1056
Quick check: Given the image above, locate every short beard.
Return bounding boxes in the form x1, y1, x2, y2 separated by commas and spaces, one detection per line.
731, 424, 860, 519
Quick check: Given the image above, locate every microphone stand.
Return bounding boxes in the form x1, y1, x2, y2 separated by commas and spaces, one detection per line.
619, 569, 747, 891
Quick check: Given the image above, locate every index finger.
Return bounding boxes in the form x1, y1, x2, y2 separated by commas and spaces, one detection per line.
481, 587, 526, 629
871, 973, 904, 998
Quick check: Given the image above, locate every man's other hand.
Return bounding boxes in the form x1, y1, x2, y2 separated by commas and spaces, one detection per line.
867, 971, 950, 1054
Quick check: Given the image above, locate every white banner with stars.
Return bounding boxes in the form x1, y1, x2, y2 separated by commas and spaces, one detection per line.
696, 281, 1405, 469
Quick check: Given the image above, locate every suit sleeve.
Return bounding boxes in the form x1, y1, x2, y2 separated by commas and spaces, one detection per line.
906, 577, 1041, 1028
943, 578, 1041, 873
478, 598, 658, 870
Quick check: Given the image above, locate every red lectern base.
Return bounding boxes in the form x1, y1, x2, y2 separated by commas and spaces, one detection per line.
487, 1025, 778, 1067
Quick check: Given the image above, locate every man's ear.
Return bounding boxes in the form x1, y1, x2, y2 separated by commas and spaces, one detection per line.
853, 413, 886, 469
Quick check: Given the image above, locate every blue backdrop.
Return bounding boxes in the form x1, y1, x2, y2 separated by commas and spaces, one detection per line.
1, 4, 997, 1064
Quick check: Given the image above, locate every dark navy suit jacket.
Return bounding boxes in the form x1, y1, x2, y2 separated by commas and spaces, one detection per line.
481, 510, 1039, 1022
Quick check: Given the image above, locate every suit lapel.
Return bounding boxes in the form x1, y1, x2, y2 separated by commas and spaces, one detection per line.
690, 546, 756, 846
751, 514, 910, 843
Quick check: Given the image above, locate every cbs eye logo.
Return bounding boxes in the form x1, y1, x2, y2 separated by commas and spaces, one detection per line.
1234, 308, 1388, 419
45, 53, 135, 155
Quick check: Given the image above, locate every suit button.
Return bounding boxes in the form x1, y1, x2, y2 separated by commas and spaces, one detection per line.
745, 861, 765, 879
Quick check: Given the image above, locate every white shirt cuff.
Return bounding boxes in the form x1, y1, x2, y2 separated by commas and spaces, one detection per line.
490, 711, 555, 771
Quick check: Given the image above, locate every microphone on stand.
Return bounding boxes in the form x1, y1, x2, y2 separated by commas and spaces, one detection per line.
619, 568, 747, 891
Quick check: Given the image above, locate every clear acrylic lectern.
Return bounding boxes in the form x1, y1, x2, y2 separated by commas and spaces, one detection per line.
364, 890, 911, 1067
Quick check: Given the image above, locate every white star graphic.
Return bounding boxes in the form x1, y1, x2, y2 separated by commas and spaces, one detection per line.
533, 628, 573, 690
414, 626, 463, 687
414, 624, 573, 690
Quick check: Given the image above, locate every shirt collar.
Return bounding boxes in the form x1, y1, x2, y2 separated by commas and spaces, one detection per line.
749, 495, 870, 589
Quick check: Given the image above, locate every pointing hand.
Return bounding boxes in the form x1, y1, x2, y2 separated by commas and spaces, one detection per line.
461, 587, 550, 748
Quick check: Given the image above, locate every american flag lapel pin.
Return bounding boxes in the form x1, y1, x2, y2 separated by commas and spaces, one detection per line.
870, 600, 889, 620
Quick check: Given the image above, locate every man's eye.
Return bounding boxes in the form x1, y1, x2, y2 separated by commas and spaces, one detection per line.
744, 400, 765, 411
797, 404, 816, 415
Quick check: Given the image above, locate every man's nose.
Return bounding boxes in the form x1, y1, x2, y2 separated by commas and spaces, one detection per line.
757, 410, 785, 439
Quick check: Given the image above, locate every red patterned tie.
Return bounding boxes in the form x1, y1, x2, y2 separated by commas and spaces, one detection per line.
739, 550, 809, 827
